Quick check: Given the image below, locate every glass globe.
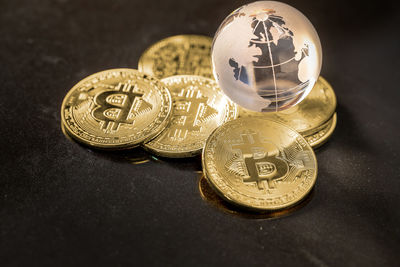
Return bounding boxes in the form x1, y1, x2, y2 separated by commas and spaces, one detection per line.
212, 1, 322, 112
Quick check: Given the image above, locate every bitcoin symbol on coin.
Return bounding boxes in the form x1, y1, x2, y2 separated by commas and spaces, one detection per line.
61, 69, 172, 149
203, 118, 317, 210
228, 130, 289, 191
92, 82, 152, 132
168, 88, 217, 140
143, 75, 237, 158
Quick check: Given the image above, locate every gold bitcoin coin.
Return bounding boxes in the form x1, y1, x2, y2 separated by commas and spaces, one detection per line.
143, 75, 238, 157
305, 113, 337, 148
239, 76, 336, 136
61, 69, 172, 149
202, 118, 317, 211
138, 35, 213, 79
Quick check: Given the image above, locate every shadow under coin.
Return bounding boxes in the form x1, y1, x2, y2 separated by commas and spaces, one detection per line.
61, 122, 205, 168
149, 154, 203, 173
61, 122, 152, 165
60, 121, 75, 143
90, 145, 152, 165
198, 175, 314, 220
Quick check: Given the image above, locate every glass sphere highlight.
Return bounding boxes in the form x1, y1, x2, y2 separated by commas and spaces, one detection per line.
212, 1, 322, 112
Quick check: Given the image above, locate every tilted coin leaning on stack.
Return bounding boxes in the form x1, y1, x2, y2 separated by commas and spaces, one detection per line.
61, 34, 337, 212
143, 75, 237, 158
61, 69, 172, 149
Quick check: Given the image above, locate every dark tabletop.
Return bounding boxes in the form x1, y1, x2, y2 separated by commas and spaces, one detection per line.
1, 0, 400, 266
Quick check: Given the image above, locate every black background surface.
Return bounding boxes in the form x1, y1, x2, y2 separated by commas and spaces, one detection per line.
1, 0, 400, 266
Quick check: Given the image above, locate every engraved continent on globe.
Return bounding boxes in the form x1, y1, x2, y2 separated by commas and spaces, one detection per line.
228, 9, 308, 92
212, 1, 322, 112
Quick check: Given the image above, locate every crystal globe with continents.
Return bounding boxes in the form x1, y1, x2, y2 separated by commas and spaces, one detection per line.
212, 1, 322, 112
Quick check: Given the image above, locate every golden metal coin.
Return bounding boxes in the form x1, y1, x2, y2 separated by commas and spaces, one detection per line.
239, 76, 336, 136
138, 35, 213, 79
61, 69, 172, 149
202, 118, 317, 211
144, 75, 238, 157
305, 113, 337, 148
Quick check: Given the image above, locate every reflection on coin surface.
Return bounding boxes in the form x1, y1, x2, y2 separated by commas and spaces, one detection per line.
305, 113, 337, 148
144, 75, 237, 157
138, 35, 213, 79
202, 118, 317, 210
61, 69, 172, 149
239, 76, 336, 136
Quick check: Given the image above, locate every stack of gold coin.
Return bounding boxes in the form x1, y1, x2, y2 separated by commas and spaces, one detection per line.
136, 35, 333, 212
239, 76, 337, 148
61, 35, 237, 157
61, 34, 337, 213
138, 34, 337, 150
138, 35, 238, 157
